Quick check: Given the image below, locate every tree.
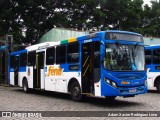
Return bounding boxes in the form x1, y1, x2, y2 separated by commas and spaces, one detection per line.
142, 1, 160, 37
1, 0, 160, 45
0, 0, 25, 44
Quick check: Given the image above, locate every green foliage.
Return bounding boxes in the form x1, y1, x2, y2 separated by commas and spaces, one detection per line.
0, 0, 160, 44
142, 1, 160, 37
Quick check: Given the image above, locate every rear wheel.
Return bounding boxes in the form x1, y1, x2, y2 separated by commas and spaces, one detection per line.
156, 81, 160, 93
70, 82, 82, 102
23, 79, 29, 93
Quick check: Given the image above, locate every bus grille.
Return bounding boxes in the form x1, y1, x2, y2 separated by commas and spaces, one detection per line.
116, 74, 145, 80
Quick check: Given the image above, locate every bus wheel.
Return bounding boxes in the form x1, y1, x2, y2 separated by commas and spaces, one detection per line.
70, 82, 82, 102
105, 96, 116, 101
23, 79, 29, 93
156, 81, 160, 93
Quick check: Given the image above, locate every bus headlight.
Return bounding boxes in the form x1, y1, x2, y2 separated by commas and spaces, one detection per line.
111, 81, 117, 88
104, 77, 117, 88
104, 77, 110, 84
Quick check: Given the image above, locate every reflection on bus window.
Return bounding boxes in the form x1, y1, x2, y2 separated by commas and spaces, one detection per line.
103, 44, 145, 71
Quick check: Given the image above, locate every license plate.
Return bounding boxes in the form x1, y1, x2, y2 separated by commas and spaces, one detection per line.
129, 89, 136, 93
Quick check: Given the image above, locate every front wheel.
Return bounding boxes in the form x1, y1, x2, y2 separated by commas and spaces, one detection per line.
70, 82, 82, 102
156, 81, 160, 93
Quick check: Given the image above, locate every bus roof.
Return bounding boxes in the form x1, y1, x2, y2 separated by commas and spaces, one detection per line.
10, 50, 27, 56
100, 30, 142, 36
26, 42, 59, 51
145, 44, 160, 49
24, 30, 143, 52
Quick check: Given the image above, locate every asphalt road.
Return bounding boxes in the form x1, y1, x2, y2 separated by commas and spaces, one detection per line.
0, 86, 160, 120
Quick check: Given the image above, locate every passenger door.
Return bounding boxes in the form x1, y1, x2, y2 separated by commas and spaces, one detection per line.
81, 41, 100, 94
81, 42, 94, 93
14, 56, 19, 85
36, 52, 45, 89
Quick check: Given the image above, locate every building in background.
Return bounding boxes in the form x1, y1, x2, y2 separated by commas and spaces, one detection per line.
38, 28, 160, 46
38, 28, 88, 43
144, 37, 160, 46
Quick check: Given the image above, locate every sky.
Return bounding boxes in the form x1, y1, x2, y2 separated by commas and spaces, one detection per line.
143, 0, 152, 6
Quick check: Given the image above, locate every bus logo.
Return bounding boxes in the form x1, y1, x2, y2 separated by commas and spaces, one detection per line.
121, 81, 130, 85
47, 66, 63, 76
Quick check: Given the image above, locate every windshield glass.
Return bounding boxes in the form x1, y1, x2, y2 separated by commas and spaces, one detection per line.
103, 43, 145, 71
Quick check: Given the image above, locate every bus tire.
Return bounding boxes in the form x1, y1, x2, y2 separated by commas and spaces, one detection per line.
23, 79, 29, 93
105, 96, 116, 101
156, 81, 160, 93
70, 82, 82, 102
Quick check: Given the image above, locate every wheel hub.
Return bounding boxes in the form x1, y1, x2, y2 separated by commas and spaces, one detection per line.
73, 87, 80, 97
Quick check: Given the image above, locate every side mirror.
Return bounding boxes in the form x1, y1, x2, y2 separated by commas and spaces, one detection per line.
146, 68, 150, 73
100, 41, 104, 45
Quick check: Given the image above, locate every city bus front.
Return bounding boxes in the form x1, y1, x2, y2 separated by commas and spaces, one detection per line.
101, 31, 147, 98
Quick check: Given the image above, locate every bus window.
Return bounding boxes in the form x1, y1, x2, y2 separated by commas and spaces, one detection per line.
67, 42, 79, 63
10, 55, 15, 68
28, 51, 36, 66
56, 45, 66, 64
153, 49, 160, 64
46, 47, 55, 65
145, 50, 151, 65
20, 53, 27, 67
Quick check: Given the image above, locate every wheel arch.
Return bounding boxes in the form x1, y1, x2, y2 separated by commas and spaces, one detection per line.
154, 76, 160, 87
22, 76, 27, 86
68, 77, 80, 93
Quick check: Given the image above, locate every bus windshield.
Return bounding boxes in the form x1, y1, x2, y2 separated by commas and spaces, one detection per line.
103, 43, 145, 71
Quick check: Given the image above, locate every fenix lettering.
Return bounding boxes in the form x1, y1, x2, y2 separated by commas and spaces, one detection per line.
47, 66, 63, 76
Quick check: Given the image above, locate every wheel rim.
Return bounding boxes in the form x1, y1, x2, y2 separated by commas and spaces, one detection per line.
73, 86, 80, 98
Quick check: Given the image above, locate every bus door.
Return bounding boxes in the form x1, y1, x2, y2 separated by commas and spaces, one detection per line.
82, 42, 94, 94
93, 42, 101, 96
27, 51, 36, 88
35, 52, 45, 89
14, 56, 19, 85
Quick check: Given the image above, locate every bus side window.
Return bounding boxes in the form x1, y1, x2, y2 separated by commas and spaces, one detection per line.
153, 49, 160, 64
56, 45, 66, 64
20, 53, 27, 67
145, 50, 151, 65
28, 51, 36, 66
67, 42, 79, 63
46, 47, 55, 65
10, 55, 15, 68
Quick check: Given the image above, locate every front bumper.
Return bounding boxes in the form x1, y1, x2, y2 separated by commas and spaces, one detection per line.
101, 84, 147, 97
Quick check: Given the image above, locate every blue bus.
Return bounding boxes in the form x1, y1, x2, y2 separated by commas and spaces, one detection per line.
145, 45, 160, 93
9, 30, 147, 101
